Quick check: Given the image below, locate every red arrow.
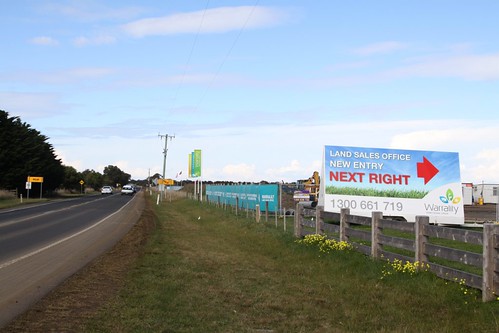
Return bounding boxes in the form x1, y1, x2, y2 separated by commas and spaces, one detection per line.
417, 157, 439, 184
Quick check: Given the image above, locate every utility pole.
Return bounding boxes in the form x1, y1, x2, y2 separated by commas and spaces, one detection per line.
158, 133, 175, 198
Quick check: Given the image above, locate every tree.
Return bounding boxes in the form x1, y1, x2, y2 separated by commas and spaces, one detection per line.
103, 165, 130, 187
62, 165, 83, 192
0, 110, 64, 194
81, 169, 103, 191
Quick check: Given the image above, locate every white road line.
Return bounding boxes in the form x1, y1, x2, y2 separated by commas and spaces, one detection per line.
0, 196, 136, 270
0, 196, 111, 228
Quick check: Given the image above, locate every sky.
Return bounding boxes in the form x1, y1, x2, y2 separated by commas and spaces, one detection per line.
2, 1, 499, 184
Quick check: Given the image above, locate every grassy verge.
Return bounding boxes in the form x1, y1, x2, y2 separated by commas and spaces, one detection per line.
0, 190, 91, 210
86, 195, 499, 332
0, 197, 50, 209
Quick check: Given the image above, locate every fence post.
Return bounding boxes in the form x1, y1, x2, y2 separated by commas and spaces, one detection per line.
275, 205, 278, 228
415, 216, 429, 266
371, 211, 383, 259
315, 206, 323, 235
482, 223, 498, 302
283, 209, 287, 232
235, 197, 239, 216
265, 201, 269, 222
256, 204, 261, 223
294, 203, 303, 238
340, 208, 350, 242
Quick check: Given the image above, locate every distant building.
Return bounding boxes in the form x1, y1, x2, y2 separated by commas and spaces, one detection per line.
464, 183, 499, 205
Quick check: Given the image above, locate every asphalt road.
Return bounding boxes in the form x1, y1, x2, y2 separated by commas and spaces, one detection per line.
0, 192, 145, 327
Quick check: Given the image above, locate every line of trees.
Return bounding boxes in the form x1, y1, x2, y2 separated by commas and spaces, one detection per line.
63, 165, 131, 192
62, 165, 131, 192
0, 110, 131, 195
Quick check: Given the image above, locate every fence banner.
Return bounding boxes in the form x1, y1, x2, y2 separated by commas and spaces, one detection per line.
206, 184, 278, 212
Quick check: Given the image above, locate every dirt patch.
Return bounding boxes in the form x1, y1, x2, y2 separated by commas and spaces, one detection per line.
0, 199, 157, 332
465, 204, 498, 223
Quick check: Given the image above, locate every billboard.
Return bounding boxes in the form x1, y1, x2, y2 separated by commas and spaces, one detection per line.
320, 145, 464, 224
206, 184, 278, 212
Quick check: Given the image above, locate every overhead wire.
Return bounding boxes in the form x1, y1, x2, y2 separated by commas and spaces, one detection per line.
194, 0, 261, 111
168, 0, 211, 112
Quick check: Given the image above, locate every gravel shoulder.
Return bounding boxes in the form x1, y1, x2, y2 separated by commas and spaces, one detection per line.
0, 196, 156, 332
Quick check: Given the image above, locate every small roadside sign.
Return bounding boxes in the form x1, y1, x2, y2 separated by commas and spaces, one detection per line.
158, 178, 174, 185
80, 180, 85, 185
27, 176, 44, 183
293, 190, 311, 201
25, 182, 32, 190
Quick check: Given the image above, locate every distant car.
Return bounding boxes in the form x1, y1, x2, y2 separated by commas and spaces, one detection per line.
121, 185, 135, 195
101, 186, 113, 195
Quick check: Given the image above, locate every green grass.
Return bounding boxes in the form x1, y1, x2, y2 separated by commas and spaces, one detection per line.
326, 185, 428, 198
86, 196, 499, 332
345, 225, 485, 276
0, 197, 49, 209
0, 191, 91, 210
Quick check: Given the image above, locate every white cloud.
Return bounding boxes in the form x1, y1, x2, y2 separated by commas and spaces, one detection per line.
222, 163, 257, 181
353, 41, 409, 56
389, 129, 467, 151
264, 159, 322, 183
468, 149, 499, 183
55, 149, 82, 170
0, 92, 67, 118
42, 2, 146, 22
264, 160, 304, 179
387, 53, 499, 81
29, 36, 59, 46
73, 35, 116, 47
122, 6, 286, 37
66, 67, 116, 78
44, 117, 499, 185
385, 123, 499, 183
2, 67, 117, 86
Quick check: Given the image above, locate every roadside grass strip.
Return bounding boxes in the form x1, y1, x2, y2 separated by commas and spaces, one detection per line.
86, 196, 499, 332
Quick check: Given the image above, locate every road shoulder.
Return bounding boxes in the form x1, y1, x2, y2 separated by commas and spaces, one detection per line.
0, 192, 153, 332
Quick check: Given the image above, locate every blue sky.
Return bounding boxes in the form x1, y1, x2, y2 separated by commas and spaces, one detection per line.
2, 1, 499, 183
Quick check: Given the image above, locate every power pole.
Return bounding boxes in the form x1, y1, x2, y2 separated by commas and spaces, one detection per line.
158, 133, 175, 197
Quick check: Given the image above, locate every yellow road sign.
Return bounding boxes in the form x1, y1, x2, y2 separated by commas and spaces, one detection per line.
80, 180, 85, 185
158, 178, 174, 185
27, 176, 43, 183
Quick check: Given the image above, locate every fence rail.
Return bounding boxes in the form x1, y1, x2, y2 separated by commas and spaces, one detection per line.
294, 204, 499, 302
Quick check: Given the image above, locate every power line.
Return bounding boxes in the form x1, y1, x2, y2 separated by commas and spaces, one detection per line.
168, 0, 211, 112
195, 0, 260, 110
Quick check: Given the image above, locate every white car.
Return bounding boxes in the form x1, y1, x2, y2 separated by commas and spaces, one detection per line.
121, 185, 135, 195
101, 186, 113, 195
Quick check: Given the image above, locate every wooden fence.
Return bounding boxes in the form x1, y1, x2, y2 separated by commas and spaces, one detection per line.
206, 195, 280, 223
294, 204, 499, 302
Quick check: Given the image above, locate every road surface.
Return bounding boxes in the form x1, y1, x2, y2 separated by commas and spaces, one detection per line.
0, 192, 144, 327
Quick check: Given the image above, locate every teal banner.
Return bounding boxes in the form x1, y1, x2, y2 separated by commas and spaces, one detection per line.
206, 184, 278, 212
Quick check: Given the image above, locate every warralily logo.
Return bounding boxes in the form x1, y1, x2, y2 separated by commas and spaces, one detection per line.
439, 189, 461, 204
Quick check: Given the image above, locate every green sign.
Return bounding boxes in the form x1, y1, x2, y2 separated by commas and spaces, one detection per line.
190, 149, 202, 178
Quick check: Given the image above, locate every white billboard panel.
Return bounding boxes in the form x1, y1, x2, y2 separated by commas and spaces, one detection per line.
320, 145, 464, 225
